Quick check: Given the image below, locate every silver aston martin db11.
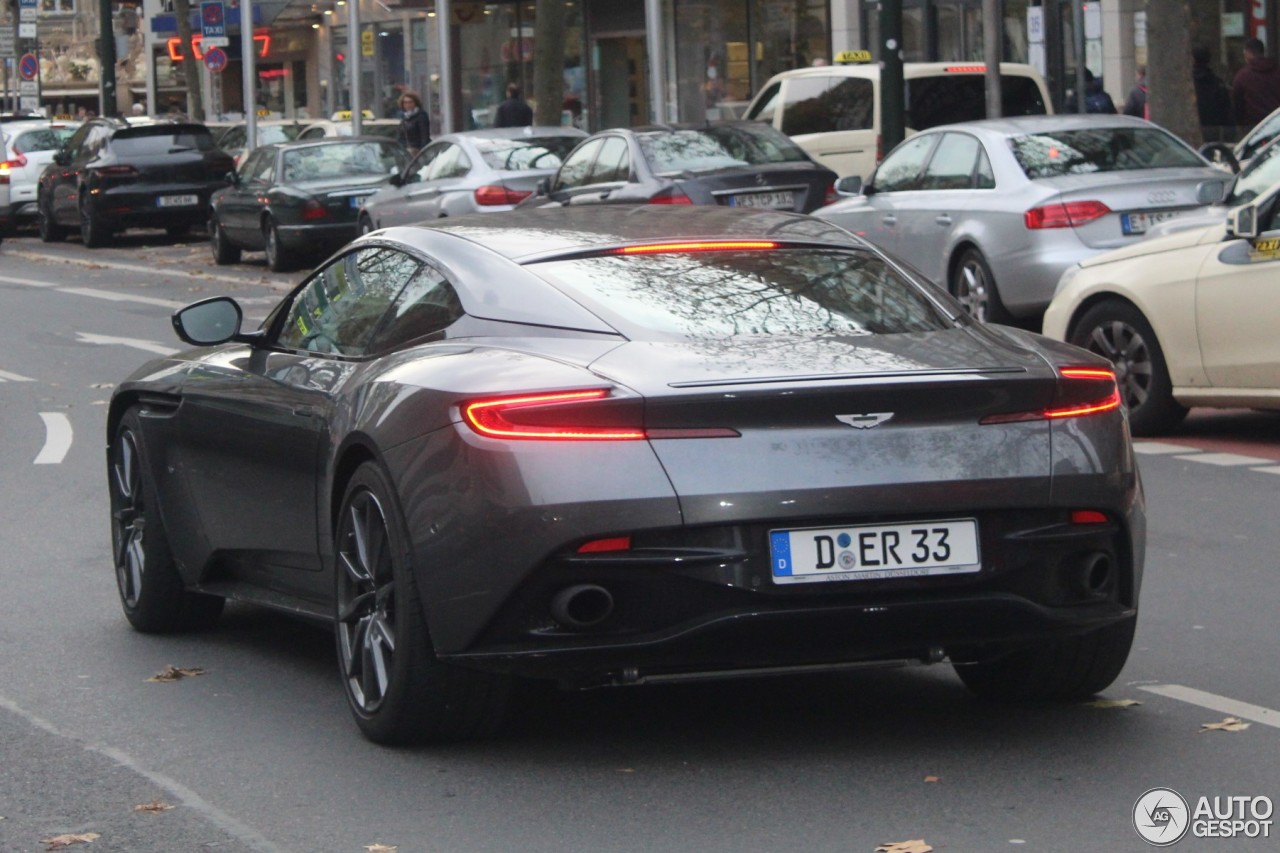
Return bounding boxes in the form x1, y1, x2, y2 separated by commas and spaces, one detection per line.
107, 205, 1144, 744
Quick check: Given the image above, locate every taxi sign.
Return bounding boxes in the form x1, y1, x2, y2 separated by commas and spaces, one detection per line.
834, 50, 873, 64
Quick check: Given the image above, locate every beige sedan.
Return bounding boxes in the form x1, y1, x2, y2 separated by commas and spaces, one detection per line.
1043, 182, 1280, 436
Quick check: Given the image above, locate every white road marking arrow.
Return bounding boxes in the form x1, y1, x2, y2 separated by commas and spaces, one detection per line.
0, 368, 36, 382
34, 412, 73, 465
76, 332, 179, 356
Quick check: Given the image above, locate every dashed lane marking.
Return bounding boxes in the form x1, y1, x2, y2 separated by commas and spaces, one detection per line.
1173, 451, 1275, 466
1135, 441, 1279, 476
0, 369, 35, 382
1132, 441, 1199, 455
1140, 684, 1280, 730
34, 412, 72, 465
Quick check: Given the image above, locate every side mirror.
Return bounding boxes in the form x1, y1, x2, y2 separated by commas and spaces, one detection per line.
1227, 201, 1259, 240
834, 175, 863, 197
389, 173, 404, 188
1196, 178, 1229, 205
172, 296, 244, 346
535, 177, 551, 196
53, 150, 70, 166
1198, 141, 1240, 174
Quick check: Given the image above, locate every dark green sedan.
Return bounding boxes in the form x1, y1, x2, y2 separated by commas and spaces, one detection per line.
209, 137, 407, 271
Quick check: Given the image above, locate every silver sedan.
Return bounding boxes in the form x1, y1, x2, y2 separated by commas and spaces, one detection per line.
358, 126, 586, 231
814, 115, 1228, 325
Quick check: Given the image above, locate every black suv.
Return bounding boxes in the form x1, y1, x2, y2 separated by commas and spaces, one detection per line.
37, 119, 234, 247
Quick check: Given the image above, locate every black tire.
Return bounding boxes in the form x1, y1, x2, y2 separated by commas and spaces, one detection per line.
38, 193, 67, 243
80, 194, 110, 248
110, 410, 224, 633
950, 248, 1011, 324
210, 215, 241, 265
263, 218, 294, 272
334, 462, 511, 744
954, 618, 1136, 702
1068, 300, 1188, 436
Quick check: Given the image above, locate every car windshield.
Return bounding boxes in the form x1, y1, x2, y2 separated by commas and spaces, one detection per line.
531, 248, 951, 339
473, 136, 580, 171
1230, 140, 1280, 205
260, 125, 302, 145
111, 128, 217, 155
1009, 127, 1206, 178
282, 141, 404, 181
639, 125, 811, 174
14, 126, 78, 152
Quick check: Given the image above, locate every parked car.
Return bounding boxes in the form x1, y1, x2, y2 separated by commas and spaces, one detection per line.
296, 116, 402, 142
358, 126, 586, 231
743, 53, 1053, 180
1147, 134, 1280, 237
1043, 180, 1280, 435
0, 118, 80, 231
37, 118, 234, 247
108, 205, 1142, 745
1200, 103, 1280, 172
208, 136, 407, 271
213, 119, 306, 166
519, 121, 837, 212
814, 114, 1229, 325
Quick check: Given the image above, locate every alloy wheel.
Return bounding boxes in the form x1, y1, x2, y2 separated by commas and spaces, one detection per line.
111, 429, 146, 608
336, 489, 398, 714
956, 261, 991, 321
1084, 319, 1153, 411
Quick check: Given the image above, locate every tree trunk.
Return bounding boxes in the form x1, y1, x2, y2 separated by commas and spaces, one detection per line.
173, 0, 205, 121
532, 0, 567, 127
1144, 0, 1200, 147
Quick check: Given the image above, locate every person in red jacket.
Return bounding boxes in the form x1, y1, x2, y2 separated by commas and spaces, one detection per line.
1231, 38, 1280, 132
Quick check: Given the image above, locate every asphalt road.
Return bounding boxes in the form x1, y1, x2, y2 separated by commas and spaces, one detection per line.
0, 230, 1276, 853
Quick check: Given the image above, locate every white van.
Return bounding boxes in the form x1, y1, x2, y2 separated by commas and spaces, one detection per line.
744, 52, 1053, 180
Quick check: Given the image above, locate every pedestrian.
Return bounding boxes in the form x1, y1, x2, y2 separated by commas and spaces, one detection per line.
1231, 37, 1280, 132
1065, 69, 1117, 114
1192, 46, 1233, 141
1122, 65, 1147, 118
494, 83, 533, 128
397, 91, 431, 157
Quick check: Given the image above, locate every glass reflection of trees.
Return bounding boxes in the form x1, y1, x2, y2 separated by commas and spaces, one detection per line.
1009, 128, 1206, 179
638, 124, 810, 174
537, 249, 951, 339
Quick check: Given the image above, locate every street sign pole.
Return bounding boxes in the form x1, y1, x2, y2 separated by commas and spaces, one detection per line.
98, 0, 117, 116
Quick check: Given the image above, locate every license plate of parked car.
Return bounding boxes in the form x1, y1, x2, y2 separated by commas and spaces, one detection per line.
769, 518, 980, 584
1122, 210, 1182, 235
730, 190, 794, 209
157, 194, 198, 208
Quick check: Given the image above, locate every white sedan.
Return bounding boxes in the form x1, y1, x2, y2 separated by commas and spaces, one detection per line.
1043, 182, 1280, 435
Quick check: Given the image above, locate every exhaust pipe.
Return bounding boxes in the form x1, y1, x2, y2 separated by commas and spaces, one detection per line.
551, 584, 614, 629
1077, 552, 1114, 598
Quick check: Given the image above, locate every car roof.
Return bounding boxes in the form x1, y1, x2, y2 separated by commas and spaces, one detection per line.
439, 126, 587, 143
927, 113, 1160, 136
372, 205, 863, 262
762, 61, 1044, 82
271, 135, 401, 149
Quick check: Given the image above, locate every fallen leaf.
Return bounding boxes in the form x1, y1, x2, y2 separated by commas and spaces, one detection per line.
364, 845, 398, 852
616, 768, 635, 773
133, 800, 174, 813
89, 383, 115, 389
876, 840, 933, 853
923, 775, 940, 783
42, 833, 100, 849
1200, 716, 1250, 733
1085, 698, 1143, 709
146, 665, 206, 683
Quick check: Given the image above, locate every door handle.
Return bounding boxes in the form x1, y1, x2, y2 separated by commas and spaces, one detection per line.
882, 214, 897, 225
292, 405, 320, 418
935, 214, 952, 225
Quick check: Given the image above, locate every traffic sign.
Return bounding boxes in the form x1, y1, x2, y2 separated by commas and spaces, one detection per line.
200, 0, 227, 40
204, 46, 228, 73
19, 53, 39, 82
19, 81, 38, 95
0, 29, 15, 59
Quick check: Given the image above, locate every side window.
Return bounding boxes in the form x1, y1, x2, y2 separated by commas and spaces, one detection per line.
975, 147, 995, 189
275, 248, 422, 356
780, 76, 838, 136
370, 261, 465, 351
872, 134, 937, 192
83, 126, 112, 161
409, 144, 443, 182
61, 123, 93, 159
746, 81, 783, 124
588, 136, 630, 183
242, 149, 272, 183
555, 139, 604, 190
825, 78, 875, 132
427, 145, 471, 180
299, 127, 324, 140
920, 133, 981, 190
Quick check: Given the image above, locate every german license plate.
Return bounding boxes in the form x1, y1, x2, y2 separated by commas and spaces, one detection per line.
730, 190, 794, 209
769, 518, 980, 584
157, 194, 198, 207
1122, 210, 1181, 235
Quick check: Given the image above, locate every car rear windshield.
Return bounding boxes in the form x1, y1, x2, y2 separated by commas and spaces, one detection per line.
907, 75, 1048, 129
282, 141, 405, 179
474, 136, 580, 171
530, 248, 952, 339
1009, 127, 1206, 178
14, 126, 77, 152
639, 125, 812, 174
111, 128, 217, 155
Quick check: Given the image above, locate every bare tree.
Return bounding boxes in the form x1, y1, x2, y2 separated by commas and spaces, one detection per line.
173, 0, 204, 121
532, 0, 567, 127
1144, 0, 1201, 146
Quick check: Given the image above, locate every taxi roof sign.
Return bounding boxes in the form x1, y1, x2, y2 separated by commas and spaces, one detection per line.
834, 50, 873, 64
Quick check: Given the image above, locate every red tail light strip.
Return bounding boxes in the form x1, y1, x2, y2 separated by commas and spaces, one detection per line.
577, 536, 632, 553
615, 241, 779, 255
980, 367, 1120, 424
1070, 510, 1109, 524
461, 390, 739, 441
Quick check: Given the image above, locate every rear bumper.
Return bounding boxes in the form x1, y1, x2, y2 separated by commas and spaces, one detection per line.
92, 185, 220, 227
278, 220, 357, 253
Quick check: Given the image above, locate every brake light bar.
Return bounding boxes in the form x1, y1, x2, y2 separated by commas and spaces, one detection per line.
461, 390, 739, 441
615, 240, 779, 255
474, 185, 532, 206
1025, 201, 1111, 229
980, 366, 1120, 424
648, 188, 693, 205
94, 165, 139, 177
945, 65, 988, 73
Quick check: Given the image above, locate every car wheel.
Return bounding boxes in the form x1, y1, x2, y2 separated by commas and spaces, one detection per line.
38, 193, 67, 243
953, 618, 1136, 701
357, 213, 375, 236
263, 218, 294, 272
950, 248, 1010, 324
210, 215, 241, 265
80, 194, 110, 248
110, 409, 225, 633
334, 462, 511, 744
1068, 300, 1187, 436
